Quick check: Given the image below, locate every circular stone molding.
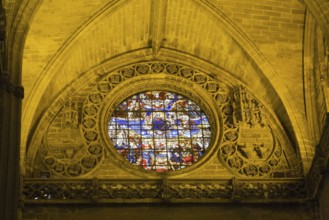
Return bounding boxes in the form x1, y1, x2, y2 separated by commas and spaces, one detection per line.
98, 75, 222, 176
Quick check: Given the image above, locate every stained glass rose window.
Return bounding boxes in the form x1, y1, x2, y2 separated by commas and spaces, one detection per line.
108, 91, 211, 172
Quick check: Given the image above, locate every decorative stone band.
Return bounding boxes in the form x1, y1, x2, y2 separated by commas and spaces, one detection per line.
0, 72, 24, 99
22, 177, 307, 203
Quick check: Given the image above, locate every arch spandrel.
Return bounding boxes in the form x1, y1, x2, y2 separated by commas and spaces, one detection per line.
19, 0, 312, 177
27, 61, 302, 179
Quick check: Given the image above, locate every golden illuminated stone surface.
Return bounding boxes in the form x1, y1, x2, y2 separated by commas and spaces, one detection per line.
15, 0, 329, 179
20, 0, 315, 176
2, 0, 327, 216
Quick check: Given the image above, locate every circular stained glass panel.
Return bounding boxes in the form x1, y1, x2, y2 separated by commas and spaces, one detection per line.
108, 91, 211, 172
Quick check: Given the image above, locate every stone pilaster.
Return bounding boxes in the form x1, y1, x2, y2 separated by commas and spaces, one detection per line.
0, 3, 23, 220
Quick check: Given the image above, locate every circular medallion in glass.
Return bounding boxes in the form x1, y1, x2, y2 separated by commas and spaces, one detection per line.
108, 91, 211, 172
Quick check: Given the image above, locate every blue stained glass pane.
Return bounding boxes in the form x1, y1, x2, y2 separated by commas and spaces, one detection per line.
201, 113, 210, 124
169, 150, 183, 168
114, 117, 128, 126
190, 129, 200, 137
178, 129, 191, 138
140, 129, 152, 138
108, 91, 211, 172
187, 100, 201, 111
128, 119, 141, 125
189, 118, 201, 129
116, 101, 128, 111
129, 124, 141, 130
152, 112, 166, 130
129, 150, 141, 165
166, 129, 178, 138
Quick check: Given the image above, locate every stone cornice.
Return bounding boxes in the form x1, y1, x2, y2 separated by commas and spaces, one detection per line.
22, 177, 307, 204
22, 114, 329, 205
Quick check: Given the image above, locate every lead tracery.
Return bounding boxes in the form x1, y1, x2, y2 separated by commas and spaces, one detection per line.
108, 91, 211, 172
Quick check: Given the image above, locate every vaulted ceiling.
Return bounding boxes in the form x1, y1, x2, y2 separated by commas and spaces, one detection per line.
4, 0, 326, 176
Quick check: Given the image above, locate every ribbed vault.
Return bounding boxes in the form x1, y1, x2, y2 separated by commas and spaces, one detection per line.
15, 0, 321, 178
2, 0, 329, 218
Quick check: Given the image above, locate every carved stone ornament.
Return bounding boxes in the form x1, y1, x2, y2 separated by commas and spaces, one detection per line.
218, 86, 284, 177
39, 100, 103, 177
34, 61, 298, 179
22, 178, 306, 203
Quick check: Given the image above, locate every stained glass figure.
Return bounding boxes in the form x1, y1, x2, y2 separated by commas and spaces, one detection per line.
108, 91, 211, 172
